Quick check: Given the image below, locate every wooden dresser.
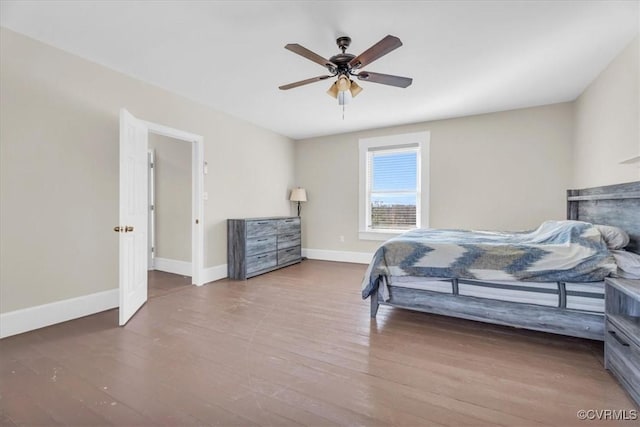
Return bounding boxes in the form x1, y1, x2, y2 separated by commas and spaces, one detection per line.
604, 277, 640, 407
227, 216, 301, 280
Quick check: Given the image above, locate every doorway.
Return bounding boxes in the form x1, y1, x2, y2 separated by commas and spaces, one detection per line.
142, 119, 204, 287
118, 109, 204, 326
147, 133, 193, 277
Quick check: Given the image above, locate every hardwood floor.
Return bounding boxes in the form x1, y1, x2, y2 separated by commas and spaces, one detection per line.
147, 270, 192, 299
0, 260, 636, 426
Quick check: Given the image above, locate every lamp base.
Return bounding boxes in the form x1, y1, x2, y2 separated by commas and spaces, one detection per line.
297, 201, 301, 217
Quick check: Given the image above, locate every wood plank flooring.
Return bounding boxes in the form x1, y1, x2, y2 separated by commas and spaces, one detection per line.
0, 260, 636, 426
147, 270, 192, 299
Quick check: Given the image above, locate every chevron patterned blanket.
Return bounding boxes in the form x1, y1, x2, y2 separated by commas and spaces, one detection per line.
362, 220, 616, 299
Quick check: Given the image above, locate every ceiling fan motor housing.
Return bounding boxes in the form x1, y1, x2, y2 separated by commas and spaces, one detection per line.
329, 53, 355, 73
331, 36, 356, 76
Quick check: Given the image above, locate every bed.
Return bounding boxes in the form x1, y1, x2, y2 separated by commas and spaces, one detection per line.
363, 181, 640, 340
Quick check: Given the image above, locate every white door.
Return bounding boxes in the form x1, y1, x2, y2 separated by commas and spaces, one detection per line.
118, 109, 149, 326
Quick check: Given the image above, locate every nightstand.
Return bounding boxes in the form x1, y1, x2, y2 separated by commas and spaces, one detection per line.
604, 277, 640, 407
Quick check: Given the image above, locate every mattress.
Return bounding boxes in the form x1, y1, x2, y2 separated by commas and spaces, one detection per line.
387, 276, 605, 313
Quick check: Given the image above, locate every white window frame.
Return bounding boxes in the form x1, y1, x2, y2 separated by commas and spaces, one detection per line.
358, 131, 430, 241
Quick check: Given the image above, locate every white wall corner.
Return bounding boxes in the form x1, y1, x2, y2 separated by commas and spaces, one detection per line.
302, 248, 374, 264
202, 264, 228, 285
153, 257, 192, 276
0, 289, 119, 339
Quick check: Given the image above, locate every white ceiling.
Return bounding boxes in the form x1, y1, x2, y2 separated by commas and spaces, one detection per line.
1, 1, 638, 140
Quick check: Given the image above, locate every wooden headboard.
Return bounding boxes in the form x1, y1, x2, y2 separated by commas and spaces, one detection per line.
567, 181, 640, 255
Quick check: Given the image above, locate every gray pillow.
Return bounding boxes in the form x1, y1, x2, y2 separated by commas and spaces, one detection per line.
594, 224, 630, 249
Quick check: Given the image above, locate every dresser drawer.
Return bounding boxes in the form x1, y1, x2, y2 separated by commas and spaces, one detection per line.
278, 232, 300, 250
605, 321, 640, 403
278, 246, 301, 265
246, 251, 277, 274
247, 220, 277, 238
246, 235, 277, 256
278, 217, 300, 234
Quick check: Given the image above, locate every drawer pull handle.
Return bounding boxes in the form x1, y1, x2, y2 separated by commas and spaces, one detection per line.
608, 330, 630, 347
257, 238, 267, 242
257, 255, 268, 259
257, 222, 268, 225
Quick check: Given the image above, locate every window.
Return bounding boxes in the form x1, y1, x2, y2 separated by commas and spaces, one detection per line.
368, 146, 419, 230
359, 132, 429, 240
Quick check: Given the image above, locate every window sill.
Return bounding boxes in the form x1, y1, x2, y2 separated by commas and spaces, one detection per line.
359, 230, 407, 241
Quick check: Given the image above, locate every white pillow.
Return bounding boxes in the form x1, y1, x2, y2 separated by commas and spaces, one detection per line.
611, 250, 640, 279
594, 224, 630, 249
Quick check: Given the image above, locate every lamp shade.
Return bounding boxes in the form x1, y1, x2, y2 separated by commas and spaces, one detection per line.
289, 188, 307, 202
326, 82, 339, 98
336, 75, 350, 92
349, 79, 363, 97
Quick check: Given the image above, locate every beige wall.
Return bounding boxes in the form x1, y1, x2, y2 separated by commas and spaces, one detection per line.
0, 28, 295, 313
148, 134, 191, 263
573, 36, 640, 187
295, 103, 574, 254
1, 24, 637, 317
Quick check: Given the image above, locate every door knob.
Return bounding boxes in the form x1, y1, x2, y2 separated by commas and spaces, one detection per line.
125, 226, 134, 232
114, 226, 122, 232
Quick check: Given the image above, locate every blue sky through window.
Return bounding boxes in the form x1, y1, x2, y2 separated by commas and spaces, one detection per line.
371, 151, 417, 206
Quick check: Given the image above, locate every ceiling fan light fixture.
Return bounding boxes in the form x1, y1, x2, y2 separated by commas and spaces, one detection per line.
336, 75, 350, 92
326, 82, 339, 98
349, 80, 363, 97
338, 90, 352, 106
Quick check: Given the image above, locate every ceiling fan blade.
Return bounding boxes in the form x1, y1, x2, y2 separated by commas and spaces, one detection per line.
279, 75, 332, 90
356, 71, 413, 88
349, 35, 403, 70
285, 44, 336, 71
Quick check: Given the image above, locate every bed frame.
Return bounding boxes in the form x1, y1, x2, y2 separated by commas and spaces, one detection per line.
370, 181, 640, 341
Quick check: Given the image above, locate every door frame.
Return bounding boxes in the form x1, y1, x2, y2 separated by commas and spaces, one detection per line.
147, 149, 156, 270
141, 119, 205, 286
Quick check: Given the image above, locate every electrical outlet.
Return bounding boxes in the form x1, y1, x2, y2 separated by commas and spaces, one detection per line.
339, 235, 345, 242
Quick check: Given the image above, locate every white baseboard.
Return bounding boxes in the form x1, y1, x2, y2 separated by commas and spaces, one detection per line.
0, 289, 119, 339
302, 248, 374, 264
154, 257, 192, 276
153, 258, 226, 286
202, 263, 228, 285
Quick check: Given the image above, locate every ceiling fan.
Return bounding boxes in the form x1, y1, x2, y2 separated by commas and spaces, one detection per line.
279, 35, 413, 104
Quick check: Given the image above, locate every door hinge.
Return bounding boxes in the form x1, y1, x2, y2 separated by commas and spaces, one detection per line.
151, 247, 155, 253
150, 204, 155, 211
150, 162, 154, 168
